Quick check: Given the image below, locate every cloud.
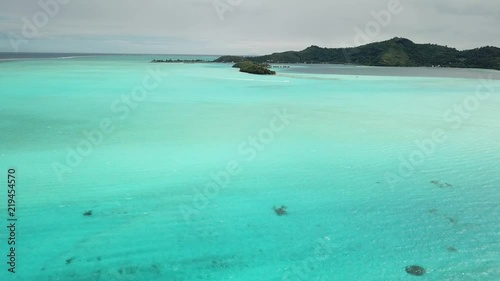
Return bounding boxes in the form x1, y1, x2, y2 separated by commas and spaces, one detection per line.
0, 0, 498, 54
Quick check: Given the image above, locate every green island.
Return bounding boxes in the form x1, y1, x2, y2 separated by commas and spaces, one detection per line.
232, 61, 276, 75
214, 37, 500, 71
151, 37, 500, 74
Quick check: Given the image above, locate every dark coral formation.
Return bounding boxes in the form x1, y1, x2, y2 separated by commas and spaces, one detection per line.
446, 217, 458, 224
430, 180, 453, 188
405, 265, 426, 276
273, 205, 288, 216
428, 209, 439, 214
83, 210, 93, 216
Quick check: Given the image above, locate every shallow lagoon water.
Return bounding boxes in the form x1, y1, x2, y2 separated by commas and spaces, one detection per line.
0, 55, 499, 280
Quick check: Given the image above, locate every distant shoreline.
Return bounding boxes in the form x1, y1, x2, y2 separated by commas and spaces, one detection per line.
213, 37, 500, 71
149, 59, 499, 72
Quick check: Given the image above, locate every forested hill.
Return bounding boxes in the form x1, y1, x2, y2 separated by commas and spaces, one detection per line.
214, 37, 500, 70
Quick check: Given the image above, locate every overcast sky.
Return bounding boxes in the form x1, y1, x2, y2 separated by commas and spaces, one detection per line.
0, 0, 499, 55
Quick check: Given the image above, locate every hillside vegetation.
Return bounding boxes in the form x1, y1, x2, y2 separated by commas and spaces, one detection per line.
215, 38, 500, 70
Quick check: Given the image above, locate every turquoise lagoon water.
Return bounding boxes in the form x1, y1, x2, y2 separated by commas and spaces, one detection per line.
0, 55, 499, 281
